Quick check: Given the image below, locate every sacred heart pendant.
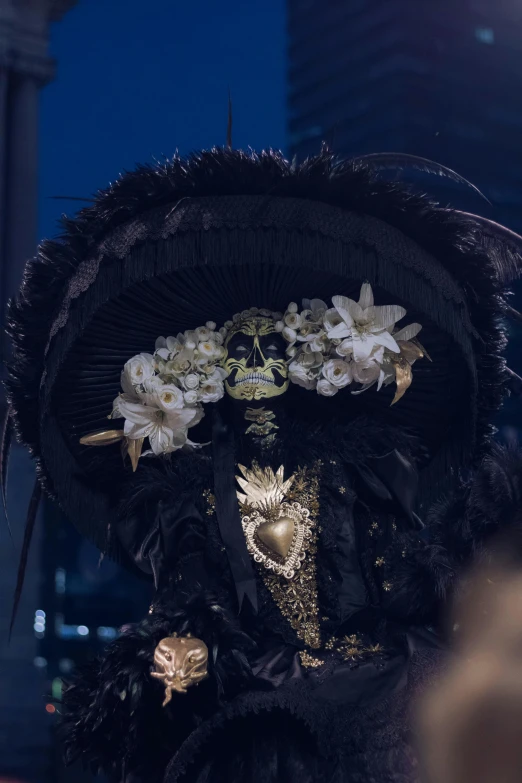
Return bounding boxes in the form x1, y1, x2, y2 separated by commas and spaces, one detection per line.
241, 501, 311, 579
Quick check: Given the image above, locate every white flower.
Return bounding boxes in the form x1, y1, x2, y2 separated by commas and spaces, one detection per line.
123, 354, 155, 387
298, 350, 323, 369
208, 366, 229, 382
336, 338, 353, 357
199, 380, 225, 404
183, 373, 200, 391
155, 336, 167, 350
275, 321, 284, 333
322, 359, 353, 388
198, 341, 219, 359
117, 397, 199, 456
284, 311, 302, 330
155, 384, 185, 411
205, 321, 217, 331
141, 376, 165, 396
288, 362, 317, 390
183, 390, 199, 405
196, 326, 211, 342
324, 308, 344, 332
120, 368, 141, 398
327, 284, 405, 363
305, 332, 329, 353
282, 326, 297, 344
168, 349, 193, 376
212, 331, 224, 346
352, 361, 382, 386
302, 298, 328, 319
224, 320, 233, 329
286, 345, 297, 359
155, 347, 171, 361
317, 379, 339, 397
287, 302, 298, 314
166, 336, 182, 355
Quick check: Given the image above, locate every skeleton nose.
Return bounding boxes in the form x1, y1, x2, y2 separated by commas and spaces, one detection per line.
246, 346, 264, 369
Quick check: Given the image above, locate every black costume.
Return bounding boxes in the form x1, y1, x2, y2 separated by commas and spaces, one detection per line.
5, 148, 522, 783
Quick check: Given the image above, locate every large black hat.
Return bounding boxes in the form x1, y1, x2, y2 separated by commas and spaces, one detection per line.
5, 148, 521, 561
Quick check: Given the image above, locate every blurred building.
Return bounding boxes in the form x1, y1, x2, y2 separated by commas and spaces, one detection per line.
0, 2, 76, 781
288, 0, 522, 231
287, 0, 522, 428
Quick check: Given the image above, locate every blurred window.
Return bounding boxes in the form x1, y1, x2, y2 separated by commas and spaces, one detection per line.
475, 26, 495, 44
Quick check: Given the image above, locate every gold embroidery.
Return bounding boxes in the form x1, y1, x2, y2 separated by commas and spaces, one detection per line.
299, 651, 323, 669
238, 463, 321, 649
203, 489, 216, 515
326, 634, 386, 663
375, 557, 385, 567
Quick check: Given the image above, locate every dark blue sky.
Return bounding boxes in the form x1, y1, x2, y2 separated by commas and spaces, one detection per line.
39, 0, 286, 239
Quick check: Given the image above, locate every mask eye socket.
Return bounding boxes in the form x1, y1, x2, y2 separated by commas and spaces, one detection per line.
229, 341, 250, 358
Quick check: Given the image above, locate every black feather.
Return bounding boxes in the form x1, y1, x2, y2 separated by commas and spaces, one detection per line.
60, 590, 254, 780
351, 152, 490, 204
450, 209, 522, 283
9, 480, 41, 637
0, 406, 13, 538
395, 443, 522, 625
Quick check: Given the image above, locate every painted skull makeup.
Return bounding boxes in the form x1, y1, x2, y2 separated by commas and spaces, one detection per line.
223, 317, 289, 401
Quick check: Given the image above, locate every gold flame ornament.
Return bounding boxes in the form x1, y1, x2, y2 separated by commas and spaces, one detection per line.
151, 633, 209, 706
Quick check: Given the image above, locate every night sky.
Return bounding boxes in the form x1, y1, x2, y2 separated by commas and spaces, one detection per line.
39, 0, 286, 240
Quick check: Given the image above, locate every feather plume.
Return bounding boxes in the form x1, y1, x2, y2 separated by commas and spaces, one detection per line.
352, 152, 490, 204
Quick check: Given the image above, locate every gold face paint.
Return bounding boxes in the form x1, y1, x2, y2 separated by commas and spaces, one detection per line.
223, 317, 289, 401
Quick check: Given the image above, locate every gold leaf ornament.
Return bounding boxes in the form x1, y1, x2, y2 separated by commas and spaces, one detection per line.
80, 429, 144, 472
79, 429, 125, 446
390, 338, 429, 405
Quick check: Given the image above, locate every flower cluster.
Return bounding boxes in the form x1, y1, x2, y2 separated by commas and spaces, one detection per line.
104, 284, 425, 466
112, 323, 228, 456
277, 283, 423, 398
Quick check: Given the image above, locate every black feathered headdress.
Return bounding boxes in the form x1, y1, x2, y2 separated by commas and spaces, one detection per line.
4, 147, 522, 570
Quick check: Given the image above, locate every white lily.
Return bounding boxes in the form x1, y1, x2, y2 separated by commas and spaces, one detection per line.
116, 397, 199, 455
325, 283, 405, 363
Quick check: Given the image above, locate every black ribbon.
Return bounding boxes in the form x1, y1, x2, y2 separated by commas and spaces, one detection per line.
212, 408, 258, 615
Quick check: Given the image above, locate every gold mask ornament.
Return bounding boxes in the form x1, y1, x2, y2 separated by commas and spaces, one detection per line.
223, 317, 289, 401
151, 633, 209, 706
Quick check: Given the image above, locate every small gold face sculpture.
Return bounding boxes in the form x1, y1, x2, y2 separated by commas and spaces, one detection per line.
151, 633, 209, 706
223, 317, 289, 402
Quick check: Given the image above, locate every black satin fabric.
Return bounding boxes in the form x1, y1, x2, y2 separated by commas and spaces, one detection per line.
211, 409, 258, 614
250, 626, 440, 706
335, 502, 371, 622
116, 493, 207, 590
354, 449, 424, 532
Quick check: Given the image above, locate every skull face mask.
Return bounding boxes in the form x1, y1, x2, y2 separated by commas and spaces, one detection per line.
223, 317, 289, 401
